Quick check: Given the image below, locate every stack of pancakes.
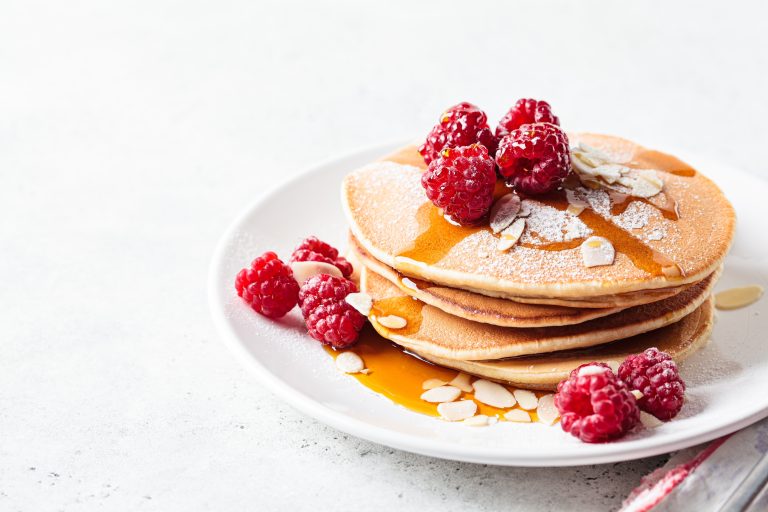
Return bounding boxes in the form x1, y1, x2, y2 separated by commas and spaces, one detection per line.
341, 134, 735, 390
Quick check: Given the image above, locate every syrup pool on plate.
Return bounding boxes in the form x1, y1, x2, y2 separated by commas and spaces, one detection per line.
324, 325, 544, 421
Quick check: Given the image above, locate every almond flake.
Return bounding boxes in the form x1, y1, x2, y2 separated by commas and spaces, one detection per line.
377, 315, 407, 329
606, 360, 620, 373
422, 378, 447, 390
290, 261, 342, 285
504, 409, 532, 423
497, 218, 526, 252
401, 277, 419, 290
517, 200, 533, 218
438, 400, 478, 422
639, 169, 664, 188
565, 189, 588, 216
512, 389, 539, 410
335, 352, 365, 374
578, 364, 611, 377
489, 193, 521, 233
580, 236, 615, 267
631, 171, 663, 198
463, 414, 492, 427
472, 379, 516, 408
640, 411, 664, 428
631, 390, 644, 400
591, 164, 627, 184
420, 385, 461, 403
715, 285, 764, 310
345, 292, 372, 316
536, 394, 559, 425
448, 372, 473, 393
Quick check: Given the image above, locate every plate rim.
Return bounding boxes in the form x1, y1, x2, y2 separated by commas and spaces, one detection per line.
208, 140, 768, 466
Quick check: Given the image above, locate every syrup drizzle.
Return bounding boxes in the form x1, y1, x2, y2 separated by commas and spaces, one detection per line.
397, 187, 683, 278
608, 190, 679, 221
370, 296, 425, 336
324, 325, 541, 420
525, 190, 683, 277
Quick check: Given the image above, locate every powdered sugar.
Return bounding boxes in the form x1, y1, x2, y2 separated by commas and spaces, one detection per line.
521, 202, 591, 244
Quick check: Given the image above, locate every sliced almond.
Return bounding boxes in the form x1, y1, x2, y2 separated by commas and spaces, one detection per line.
290, 261, 342, 284
631, 171, 663, 198
591, 164, 627, 184
335, 351, 365, 374
565, 189, 588, 216
631, 390, 644, 400
517, 200, 533, 218
437, 400, 478, 422
715, 285, 764, 310
640, 411, 664, 429
422, 378, 447, 390
536, 394, 559, 425
449, 372, 473, 393
344, 292, 373, 316
490, 193, 521, 234
504, 409, 532, 423
472, 379, 516, 408
401, 277, 419, 290
497, 218, 526, 252
463, 414, 492, 427
606, 360, 620, 373
512, 389, 539, 410
377, 315, 407, 329
580, 236, 615, 267
577, 364, 611, 377
420, 385, 461, 403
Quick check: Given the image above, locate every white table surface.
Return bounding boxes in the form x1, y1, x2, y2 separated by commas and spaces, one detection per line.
2, 1, 766, 510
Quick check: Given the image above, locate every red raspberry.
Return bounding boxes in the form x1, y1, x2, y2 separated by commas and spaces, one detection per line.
618, 348, 686, 421
298, 274, 366, 348
496, 98, 560, 138
555, 364, 640, 443
420, 144, 497, 225
235, 251, 299, 318
418, 102, 498, 165
495, 123, 571, 195
290, 236, 353, 278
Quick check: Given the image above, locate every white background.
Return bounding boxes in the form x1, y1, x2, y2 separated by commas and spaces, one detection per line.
2, 1, 767, 510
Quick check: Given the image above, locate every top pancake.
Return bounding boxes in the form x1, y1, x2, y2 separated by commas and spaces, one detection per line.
342, 134, 735, 299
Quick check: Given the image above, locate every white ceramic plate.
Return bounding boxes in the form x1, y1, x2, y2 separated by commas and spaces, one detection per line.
209, 142, 768, 466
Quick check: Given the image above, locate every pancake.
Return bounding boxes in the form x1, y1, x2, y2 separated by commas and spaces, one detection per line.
342, 134, 735, 300
349, 234, 628, 327
413, 299, 714, 390
361, 264, 718, 361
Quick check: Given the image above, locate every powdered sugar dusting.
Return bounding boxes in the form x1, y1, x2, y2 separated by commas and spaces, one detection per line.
521, 202, 591, 244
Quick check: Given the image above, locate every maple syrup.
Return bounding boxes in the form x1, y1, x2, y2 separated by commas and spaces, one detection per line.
369, 296, 424, 336
324, 325, 541, 421
397, 183, 684, 278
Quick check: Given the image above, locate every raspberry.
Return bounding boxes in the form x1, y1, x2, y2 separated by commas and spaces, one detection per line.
290, 236, 353, 278
420, 144, 497, 225
496, 98, 560, 138
418, 102, 498, 165
298, 274, 366, 348
235, 251, 299, 318
618, 348, 686, 421
555, 364, 640, 443
495, 123, 571, 195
